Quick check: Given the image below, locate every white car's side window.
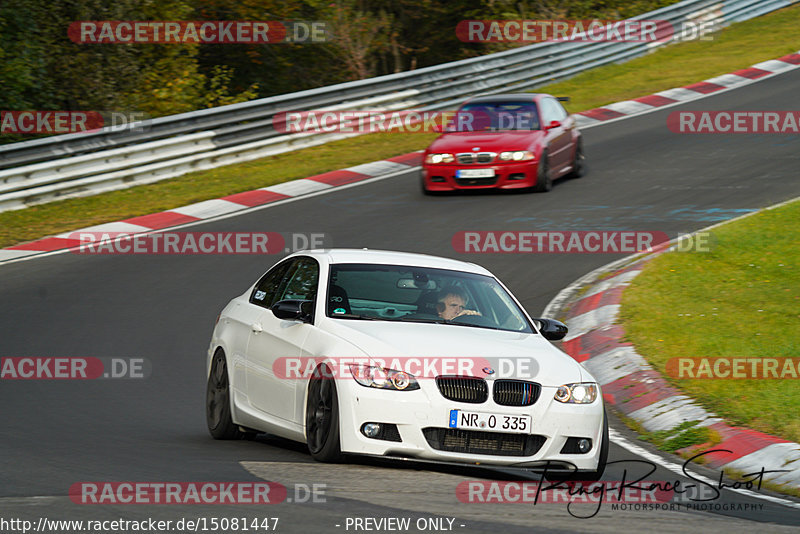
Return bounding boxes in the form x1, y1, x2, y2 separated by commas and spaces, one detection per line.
250, 259, 294, 308
279, 258, 319, 301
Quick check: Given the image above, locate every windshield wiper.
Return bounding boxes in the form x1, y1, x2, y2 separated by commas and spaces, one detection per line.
400, 317, 503, 331
330, 313, 382, 320
398, 317, 449, 325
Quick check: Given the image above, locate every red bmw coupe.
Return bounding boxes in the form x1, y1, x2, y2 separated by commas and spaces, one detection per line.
421, 93, 585, 194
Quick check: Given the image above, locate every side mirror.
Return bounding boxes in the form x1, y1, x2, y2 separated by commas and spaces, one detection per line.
545, 120, 562, 130
534, 318, 568, 341
271, 299, 313, 322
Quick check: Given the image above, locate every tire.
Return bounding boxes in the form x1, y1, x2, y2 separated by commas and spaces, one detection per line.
532, 152, 552, 192
421, 175, 432, 195
206, 349, 243, 440
581, 408, 609, 481
422, 176, 449, 196
306, 364, 343, 462
568, 138, 586, 179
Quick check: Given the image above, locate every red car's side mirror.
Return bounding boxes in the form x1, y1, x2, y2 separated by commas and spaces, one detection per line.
545, 120, 562, 130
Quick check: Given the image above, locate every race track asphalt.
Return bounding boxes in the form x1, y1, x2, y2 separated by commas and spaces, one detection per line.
1, 66, 799, 533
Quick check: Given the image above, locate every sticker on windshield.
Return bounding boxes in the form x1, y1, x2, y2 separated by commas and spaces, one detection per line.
333, 308, 346, 314
254, 290, 266, 300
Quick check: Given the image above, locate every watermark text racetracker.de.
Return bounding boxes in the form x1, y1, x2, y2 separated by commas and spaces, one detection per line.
456, 19, 719, 43
273, 110, 498, 134
457, 480, 766, 518
668, 111, 800, 133
1, 111, 149, 135
273, 356, 540, 380
68, 21, 329, 44
0, 357, 149, 380
452, 231, 715, 254
69, 232, 328, 255
667, 357, 800, 379
69, 481, 325, 505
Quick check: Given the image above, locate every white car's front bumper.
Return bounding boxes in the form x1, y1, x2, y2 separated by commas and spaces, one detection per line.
336, 378, 605, 471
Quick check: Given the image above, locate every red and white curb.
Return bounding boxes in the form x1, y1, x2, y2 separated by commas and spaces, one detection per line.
1, 49, 799, 265
0, 152, 423, 263
573, 51, 800, 127
542, 198, 800, 493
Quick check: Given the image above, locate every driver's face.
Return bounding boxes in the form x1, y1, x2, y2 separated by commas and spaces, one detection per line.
439, 294, 466, 320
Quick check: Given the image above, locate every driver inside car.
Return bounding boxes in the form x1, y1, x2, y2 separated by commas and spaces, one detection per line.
436, 286, 482, 320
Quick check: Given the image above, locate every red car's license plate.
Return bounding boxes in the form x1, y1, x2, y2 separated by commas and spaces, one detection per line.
456, 168, 495, 178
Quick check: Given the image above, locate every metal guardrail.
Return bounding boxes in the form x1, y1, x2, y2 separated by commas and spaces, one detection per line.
0, 0, 796, 212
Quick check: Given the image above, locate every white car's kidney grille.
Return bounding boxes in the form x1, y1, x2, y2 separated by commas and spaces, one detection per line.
493, 380, 541, 406
435, 376, 488, 404
422, 428, 547, 456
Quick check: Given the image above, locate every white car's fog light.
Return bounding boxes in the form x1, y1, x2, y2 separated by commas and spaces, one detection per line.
362, 423, 382, 438
578, 439, 591, 453
554, 383, 598, 404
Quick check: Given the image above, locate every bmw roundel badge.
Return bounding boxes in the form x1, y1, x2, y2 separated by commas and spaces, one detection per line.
482, 367, 495, 375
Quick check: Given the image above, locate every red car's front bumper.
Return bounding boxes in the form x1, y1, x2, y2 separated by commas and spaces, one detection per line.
422, 162, 540, 191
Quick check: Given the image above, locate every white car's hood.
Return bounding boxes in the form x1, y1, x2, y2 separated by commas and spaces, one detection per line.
319, 319, 586, 385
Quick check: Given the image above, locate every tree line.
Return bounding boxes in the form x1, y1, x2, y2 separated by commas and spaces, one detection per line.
0, 0, 680, 134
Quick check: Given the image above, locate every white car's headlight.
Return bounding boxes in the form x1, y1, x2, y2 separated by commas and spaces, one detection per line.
499, 150, 535, 161
424, 153, 455, 164
554, 383, 598, 404
349, 364, 420, 391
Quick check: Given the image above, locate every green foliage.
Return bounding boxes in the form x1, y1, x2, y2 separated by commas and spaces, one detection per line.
1, 0, 686, 139
0, 0, 269, 137
622, 199, 800, 443
638, 421, 718, 453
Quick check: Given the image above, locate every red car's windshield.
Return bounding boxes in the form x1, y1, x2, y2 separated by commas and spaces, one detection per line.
455, 102, 540, 132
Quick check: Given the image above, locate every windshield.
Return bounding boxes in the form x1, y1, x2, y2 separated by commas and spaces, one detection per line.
326, 263, 534, 333
454, 101, 540, 132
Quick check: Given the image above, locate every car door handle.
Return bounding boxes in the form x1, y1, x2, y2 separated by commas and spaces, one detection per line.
250, 322, 263, 333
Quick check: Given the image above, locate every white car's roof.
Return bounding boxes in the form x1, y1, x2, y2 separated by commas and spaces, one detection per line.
299, 248, 492, 276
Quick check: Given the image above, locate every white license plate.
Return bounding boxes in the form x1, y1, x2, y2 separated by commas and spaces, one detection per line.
456, 168, 495, 178
449, 409, 531, 433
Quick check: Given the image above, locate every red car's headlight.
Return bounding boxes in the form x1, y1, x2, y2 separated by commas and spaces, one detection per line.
498, 150, 536, 161
499, 150, 536, 161
424, 153, 455, 164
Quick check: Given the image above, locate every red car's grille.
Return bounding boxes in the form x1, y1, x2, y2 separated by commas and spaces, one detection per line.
456, 152, 495, 164
454, 176, 498, 186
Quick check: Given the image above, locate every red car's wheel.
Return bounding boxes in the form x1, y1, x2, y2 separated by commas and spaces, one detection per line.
568, 138, 586, 178
533, 152, 552, 192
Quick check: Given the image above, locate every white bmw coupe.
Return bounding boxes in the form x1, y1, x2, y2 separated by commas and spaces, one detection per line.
206, 249, 607, 478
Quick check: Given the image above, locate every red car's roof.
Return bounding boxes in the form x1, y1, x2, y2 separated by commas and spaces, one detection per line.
462, 93, 545, 105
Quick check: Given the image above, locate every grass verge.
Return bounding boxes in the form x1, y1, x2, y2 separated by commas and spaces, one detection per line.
1, 4, 799, 248
620, 199, 800, 443
637, 420, 721, 454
